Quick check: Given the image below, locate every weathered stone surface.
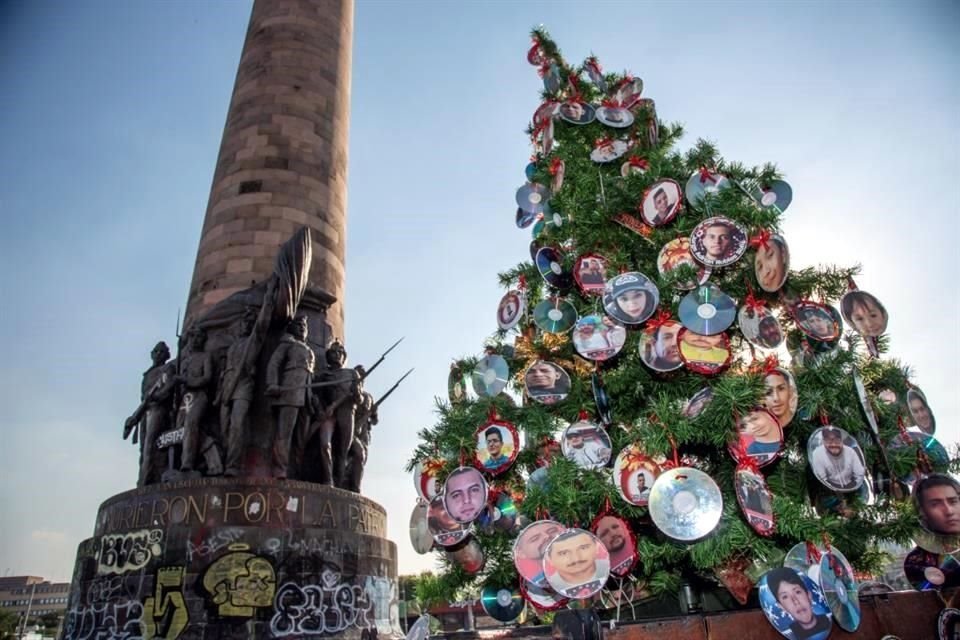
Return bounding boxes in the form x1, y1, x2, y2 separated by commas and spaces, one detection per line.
63, 479, 399, 640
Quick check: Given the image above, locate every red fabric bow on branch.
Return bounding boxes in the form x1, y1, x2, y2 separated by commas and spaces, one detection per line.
644, 310, 673, 334
627, 155, 650, 170
744, 290, 767, 312
699, 167, 718, 184
750, 228, 772, 250
548, 157, 564, 176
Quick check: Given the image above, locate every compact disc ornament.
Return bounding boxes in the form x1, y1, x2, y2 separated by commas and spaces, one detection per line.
543, 62, 562, 93
520, 579, 568, 611
513, 519, 565, 588
904, 547, 960, 591
474, 419, 519, 476
471, 354, 509, 398
543, 528, 610, 599
739, 304, 784, 350
516, 206, 537, 229
602, 272, 660, 325
442, 466, 489, 524
758, 180, 793, 212
591, 373, 612, 425
758, 568, 833, 640
596, 105, 634, 128
448, 365, 468, 405
784, 542, 826, 576
574, 253, 609, 296
535, 246, 572, 289
657, 237, 710, 290
533, 297, 578, 334
677, 328, 732, 376
807, 426, 867, 493
591, 513, 638, 576
679, 284, 736, 335
793, 301, 841, 342
561, 421, 612, 470
914, 528, 960, 555
447, 538, 486, 575
639, 320, 684, 372
613, 446, 660, 507
649, 467, 723, 541
481, 584, 524, 622
755, 234, 790, 293
684, 170, 730, 211
572, 314, 626, 362
409, 500, 433, 554
640, 179, 683, 227
689, 216, 749, 268
735, 467, 775, 536
516, 182, 551, 214
496, 290, 524, 331
819, 550, 861, 632
558, 100, 596, 125
590, 138, 629, 163
761, 367, 798, 429
682, 387, 714, 418
413, 460, 442, 501
730, 408, 783, 468
427, 495, 470, 547
524, 162, 537, 181
523, 359, 571, 405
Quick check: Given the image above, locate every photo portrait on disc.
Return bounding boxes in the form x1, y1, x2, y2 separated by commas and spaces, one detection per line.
592, 514, 637, 576
590, 138, 629, 163
497, 290, 523, 330
754, 233, 790, 293
639, 320, 684, 372
613, 446, 660, 507
758, 567, 833, 640
574, 253, 609, 295
602, 272, 660, 325
657, 237, 710, 290
596, 105, 634, 128
906, 388, 936, 435
762, 367, 798, 428
739, 305, 784, 350
543, 528, 611, 599
474, 421, 518, 475
914, 473, 960, 537
524, 359, 571, 405
678, 329, 731, 375
443, 466, 489, 524
561, 421, 612, 470
794, 301, 840, 342
840, 290, 888, 337
730, 408, 783, 467
735, 467, 775, 536
513, 519, 565, 588
682, 386, 714, 419
690, 216, 748, 268
807, 426, 866, 493
427, 494, 470, 547
558, 100, 596, 125
640, 179, 683, 227
572, 314, 627, 362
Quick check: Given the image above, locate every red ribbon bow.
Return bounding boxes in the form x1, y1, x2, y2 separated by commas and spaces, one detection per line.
749, 228, 772, 249
762, 355, 780, 375
601, 98, 620, 109
744, 291, 767, 312
628, 156, 650, 170
644, 309, 673, 333
805, 541, 823, 564
586, 58, 602, 74
699, 167, 718, 184
595, 136, 614, 150
734, 448, 762, 474
548, 157, 564, 176
518, 274, 527, 290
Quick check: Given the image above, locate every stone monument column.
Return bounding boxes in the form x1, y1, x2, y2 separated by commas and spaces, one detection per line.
186, 0, 353, 342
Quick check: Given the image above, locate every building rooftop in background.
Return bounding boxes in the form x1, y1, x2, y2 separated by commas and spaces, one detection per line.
0, 576, 70, 618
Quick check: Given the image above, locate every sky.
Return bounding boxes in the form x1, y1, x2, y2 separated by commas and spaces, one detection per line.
0, 1, 958, 583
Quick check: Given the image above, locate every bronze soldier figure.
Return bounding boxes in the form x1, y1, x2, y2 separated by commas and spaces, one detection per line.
315, 340, 362, 488
266, 315, 315, 479
177, 327, 213, 474
123, 341, 176, 486
215, 310, 257, 476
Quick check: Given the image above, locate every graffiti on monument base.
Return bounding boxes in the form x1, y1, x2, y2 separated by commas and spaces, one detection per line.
142, 566, 189, 639
63, 600, 145, 640
270, 565, 399, 637
96, 529, 164, 575
202, 543, 277, 617
186, 527, 245, 562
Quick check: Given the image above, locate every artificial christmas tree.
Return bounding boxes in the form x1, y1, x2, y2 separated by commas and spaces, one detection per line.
406, 29, 956, 632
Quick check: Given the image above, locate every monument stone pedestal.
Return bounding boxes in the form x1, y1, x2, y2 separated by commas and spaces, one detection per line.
63, 478, 400, 640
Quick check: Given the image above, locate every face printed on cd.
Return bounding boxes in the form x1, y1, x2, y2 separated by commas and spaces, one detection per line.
915, 474, 960, 536
841, 290, 888, 337
572, 315, 627, 362
906, 389, 936, 434
558, 101, 596, 125
603, 272, 659, 325
443, 467, 489, 524
543, 529, 610, 599
807, 427, 866, 493
679, 329, 731, 374
513, 520, 565, 587
497, 291, 523, 330
640, 179, 683, 227
596, 105, 634, 128
524, 360, 571, 405
592, 515, 637, 576
657, 237, 709, 290
731, 409, 783, 467
690, 217, 748, 267
739, 306, 784, 350
682, 387, 714, 418
795, 302, 840, 341
613, 447, 660, 507
562, 422, 612, 470
427, 495, 469, 547
575, 254, 609, 295
735, 468, 774, 536
639, 321, 683, 371
475, 422, 518, 474
759, 568, 833, 640
762, 368, 798, 428
754, 234, 790, 293
590, 138, 629, 163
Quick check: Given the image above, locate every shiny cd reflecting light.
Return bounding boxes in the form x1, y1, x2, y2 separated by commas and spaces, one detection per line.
914, 528, 960, 555
535, 246, 572, 289
758, 180, 793, 212
819, 550, 860, 632
648, 467, 722, 541
409, 500, 433, 554
904, 547, 960, 591
684, 170, 730, 211
533, 297, 578, 334
516, 206, 537, 229
471, 354, 509, 398
516, 182, 551, 214
784, 542, 826, 578
679, 284, 736, 335
480, 584, 524, 623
